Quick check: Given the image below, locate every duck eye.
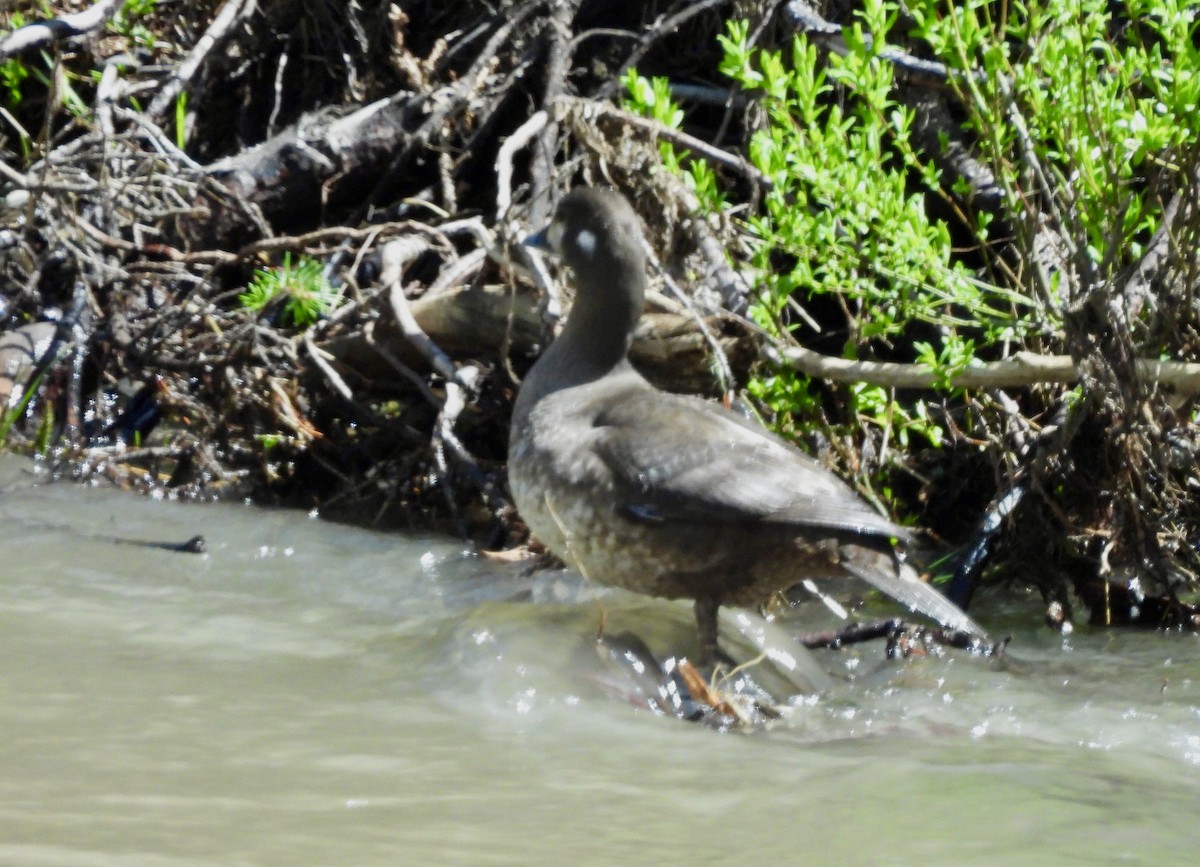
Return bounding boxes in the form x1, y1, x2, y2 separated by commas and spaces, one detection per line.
573, 228, 597, 257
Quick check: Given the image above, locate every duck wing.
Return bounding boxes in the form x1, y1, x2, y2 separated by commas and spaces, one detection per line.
592, 389, 987, 637
591, 390, 902, 539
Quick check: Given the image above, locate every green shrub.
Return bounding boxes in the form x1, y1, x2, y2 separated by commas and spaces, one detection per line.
240, 253, 341, 329
626, 0, 1199, 490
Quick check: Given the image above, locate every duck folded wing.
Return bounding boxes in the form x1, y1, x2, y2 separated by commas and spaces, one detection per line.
591, 392, 903, 539
592, 391, 988, 637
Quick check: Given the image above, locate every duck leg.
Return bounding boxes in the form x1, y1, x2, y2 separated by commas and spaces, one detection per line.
694, 596, 725, 665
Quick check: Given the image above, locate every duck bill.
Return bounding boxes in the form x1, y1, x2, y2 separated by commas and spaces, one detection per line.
522, 228, 551, 251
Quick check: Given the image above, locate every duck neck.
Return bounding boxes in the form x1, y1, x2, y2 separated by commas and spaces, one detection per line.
553, 250, 645, 377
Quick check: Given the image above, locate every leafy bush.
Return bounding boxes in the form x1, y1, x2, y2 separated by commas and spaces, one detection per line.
627, 0, 1199, 488
910, 0, 1198, 278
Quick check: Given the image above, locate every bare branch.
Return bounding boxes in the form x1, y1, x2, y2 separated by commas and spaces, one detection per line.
0, 0, 127, 61
771, 342, 1200, 393
146, 0, 259, 119
555, 96, 773, 191
381, 238, 461, 385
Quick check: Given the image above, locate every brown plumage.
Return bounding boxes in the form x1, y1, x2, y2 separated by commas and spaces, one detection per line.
509, 188, 984, 660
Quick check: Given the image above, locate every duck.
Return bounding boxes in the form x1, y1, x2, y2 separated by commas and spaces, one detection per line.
508, 187, 985, 661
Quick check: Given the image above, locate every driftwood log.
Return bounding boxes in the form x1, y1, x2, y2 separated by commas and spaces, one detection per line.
322, 283, 756, 396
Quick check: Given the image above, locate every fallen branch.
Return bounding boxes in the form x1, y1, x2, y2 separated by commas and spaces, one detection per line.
0, 0, 126, 61
784, 0, 986, 89
495, 110, 549, 221
381, 238, 460, 384
302, 331, 354, 402
198, 92, 415, 243
146, 0, 258, 119
324, 281, 757, 397
770, 343, 1200, 393
555, 95, 773, 190
798, 618, 1002, 657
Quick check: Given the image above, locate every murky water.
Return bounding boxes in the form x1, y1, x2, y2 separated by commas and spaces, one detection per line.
1, 455, 1198, 865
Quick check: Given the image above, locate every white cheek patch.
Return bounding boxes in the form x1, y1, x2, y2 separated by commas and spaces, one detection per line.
574, 228, 597, 257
